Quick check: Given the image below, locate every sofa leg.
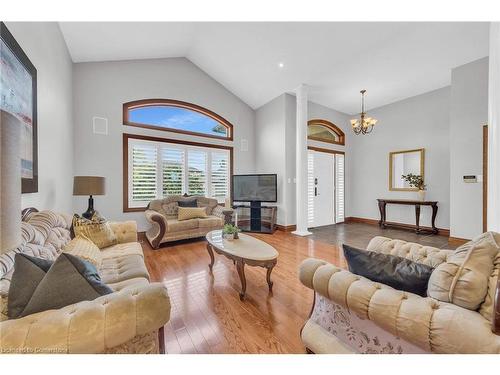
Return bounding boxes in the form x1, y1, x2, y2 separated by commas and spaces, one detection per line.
306, 347, 314, 354
158, 326, 165, 354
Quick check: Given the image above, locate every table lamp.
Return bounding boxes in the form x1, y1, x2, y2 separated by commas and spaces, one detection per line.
73, 176, 105, 219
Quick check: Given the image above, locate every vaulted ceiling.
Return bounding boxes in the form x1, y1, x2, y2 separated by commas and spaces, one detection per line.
59, 22, 489, 114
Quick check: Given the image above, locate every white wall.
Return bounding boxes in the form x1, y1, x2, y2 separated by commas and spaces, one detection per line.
488, 23, 500, 232
284, 96, 352, 226
349, 87, 451, 229
307, 100, 353, 220
255, 95, 287, 225
73, 57, 255, 231
255, 94, 352, 226
450, 57, 489, 239
6, 22, 74, 213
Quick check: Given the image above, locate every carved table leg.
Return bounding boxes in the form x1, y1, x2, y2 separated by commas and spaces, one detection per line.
266, 261, 276, 292
206, 243, 215, 271
158, 326, 165, 354
415, 204, 421, 234
378, 200, 387, 228
431, 203, 439, 234
236, 260, 247, 300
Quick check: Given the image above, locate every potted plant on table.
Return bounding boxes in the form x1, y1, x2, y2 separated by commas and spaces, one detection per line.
222, 224, 240, 241
401, 173, 426, 201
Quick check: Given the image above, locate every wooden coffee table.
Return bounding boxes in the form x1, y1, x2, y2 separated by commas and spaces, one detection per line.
206, 230, 278, 300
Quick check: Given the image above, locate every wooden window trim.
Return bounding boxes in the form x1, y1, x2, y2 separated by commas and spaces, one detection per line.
308, 119, 345, 146
123, 99, 234, 141
307, 145, 345, 155
123, 133, 234, 212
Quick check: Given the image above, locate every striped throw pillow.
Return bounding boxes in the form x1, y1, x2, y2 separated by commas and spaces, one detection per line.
63, 235, 102, 268
177, 207, 207, 221
72, 214, 117, 249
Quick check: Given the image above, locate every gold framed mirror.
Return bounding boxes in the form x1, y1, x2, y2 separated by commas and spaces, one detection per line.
389, 148, 425, 191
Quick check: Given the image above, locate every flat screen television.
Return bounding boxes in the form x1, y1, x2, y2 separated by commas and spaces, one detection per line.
232, 174, 277, 202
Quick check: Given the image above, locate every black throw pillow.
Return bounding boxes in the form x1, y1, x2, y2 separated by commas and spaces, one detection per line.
9, 253, 113, 319
178, 199, 198, 208
342, 244, 434, 297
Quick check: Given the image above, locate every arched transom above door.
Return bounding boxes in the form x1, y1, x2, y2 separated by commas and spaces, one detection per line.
307, 119, 345, 146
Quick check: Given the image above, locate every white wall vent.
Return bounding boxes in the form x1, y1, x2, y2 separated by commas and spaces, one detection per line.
93, 117, 108, 135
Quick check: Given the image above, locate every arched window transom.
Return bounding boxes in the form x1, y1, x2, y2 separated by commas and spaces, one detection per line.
123, 99, 233, 140
308, 119, 345, 145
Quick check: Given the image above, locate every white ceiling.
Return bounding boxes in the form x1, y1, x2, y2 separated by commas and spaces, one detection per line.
59, 22, 489, 114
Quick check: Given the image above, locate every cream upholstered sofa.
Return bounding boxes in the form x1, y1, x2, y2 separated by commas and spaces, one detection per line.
145, 195, 232, 249
299, 235, 500, 354
0, 210, 170, 354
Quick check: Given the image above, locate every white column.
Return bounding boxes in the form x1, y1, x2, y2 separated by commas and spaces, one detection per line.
0, 110, 22, 254
488, 22, 500, 232
292, 84, 312, 236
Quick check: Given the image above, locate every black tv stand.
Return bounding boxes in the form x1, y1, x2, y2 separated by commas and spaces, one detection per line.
233, 203, 277, 234
250, 201, 262, 231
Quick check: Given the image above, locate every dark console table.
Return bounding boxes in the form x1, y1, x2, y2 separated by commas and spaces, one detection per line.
377, 199, 439, 234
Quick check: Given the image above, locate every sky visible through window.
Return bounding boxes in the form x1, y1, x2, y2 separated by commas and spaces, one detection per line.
129, 106, 227, 137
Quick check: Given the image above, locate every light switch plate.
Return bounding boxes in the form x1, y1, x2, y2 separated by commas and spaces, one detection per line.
463, 175, 477, 183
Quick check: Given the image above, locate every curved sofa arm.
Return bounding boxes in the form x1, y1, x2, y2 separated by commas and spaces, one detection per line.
109, 220, 138, 243
299, 258, 500, 353
145, 210, 167, 249
0, 283, 170, 354
494, 279, 500, 335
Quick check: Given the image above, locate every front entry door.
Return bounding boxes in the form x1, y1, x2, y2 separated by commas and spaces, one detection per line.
309, 151, 335, 227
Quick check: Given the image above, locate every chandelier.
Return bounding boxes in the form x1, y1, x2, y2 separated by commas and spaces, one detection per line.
350, 89, 378, 135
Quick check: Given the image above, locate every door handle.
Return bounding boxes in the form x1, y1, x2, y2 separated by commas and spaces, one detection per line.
314, 187, 318, 196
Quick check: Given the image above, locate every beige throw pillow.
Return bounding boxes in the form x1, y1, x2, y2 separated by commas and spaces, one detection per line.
63, 235, 102, 268
178, 207, 207, 221
72, 214, 118, 249
162, 202, 178, 216
427, 231, 500, 310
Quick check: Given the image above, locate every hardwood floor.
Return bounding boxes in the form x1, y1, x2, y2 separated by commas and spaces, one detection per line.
142, 222, 458, 354
309, 221, 460, 250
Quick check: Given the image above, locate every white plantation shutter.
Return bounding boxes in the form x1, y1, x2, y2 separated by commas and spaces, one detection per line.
187, 149, 207, 196
335, 154, 345, 223
211, 152, 229, 202
128, 138, 231, 208
162, 147, 185, 197
307, 151, 315, 227
131, 143, 158, 205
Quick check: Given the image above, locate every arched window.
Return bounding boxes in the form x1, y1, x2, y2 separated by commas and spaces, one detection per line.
123, 99, 233, 140
308, 119, 345, 146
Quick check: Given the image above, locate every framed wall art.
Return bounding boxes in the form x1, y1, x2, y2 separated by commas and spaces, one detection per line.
1, 22, 38, 193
